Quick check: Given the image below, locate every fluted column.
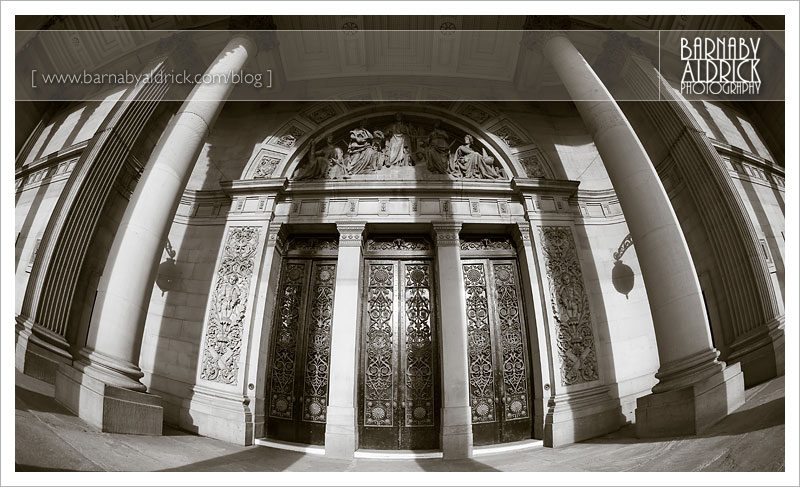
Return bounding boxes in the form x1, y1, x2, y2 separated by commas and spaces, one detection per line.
15, 57, 171, 383
433, 222, 473, 459
54, 35, 257, 435
324, 222, 366, 458
74, 35, 256, 391
531, 31, 744, 436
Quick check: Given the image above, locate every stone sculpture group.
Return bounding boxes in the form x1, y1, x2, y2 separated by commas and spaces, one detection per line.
294, 113, 507, 180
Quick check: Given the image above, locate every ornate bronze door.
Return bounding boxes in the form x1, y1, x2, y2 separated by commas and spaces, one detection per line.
358, 259, 439, 450
266, 258, 337, 445
462, 257, 533, 445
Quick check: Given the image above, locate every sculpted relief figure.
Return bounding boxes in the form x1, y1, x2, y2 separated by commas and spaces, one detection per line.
291, 116, 508, 181
449, 134, 506, 180
384, 113, 412, 167
424, 120, 451, 174
346, 123, 385, 174
295, 135, 346, 180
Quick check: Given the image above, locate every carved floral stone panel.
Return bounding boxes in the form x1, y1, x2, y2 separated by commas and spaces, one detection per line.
538, 226, 600, 386
253, 154, 281, 179
200, 226, 261, 385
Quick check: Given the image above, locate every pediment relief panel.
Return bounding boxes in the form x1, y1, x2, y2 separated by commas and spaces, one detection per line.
289, 113, 511, 181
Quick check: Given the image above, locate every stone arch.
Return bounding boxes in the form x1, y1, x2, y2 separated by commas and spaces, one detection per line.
239, 101, 561, 181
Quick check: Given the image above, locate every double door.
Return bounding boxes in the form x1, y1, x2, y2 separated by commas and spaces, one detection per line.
266, 259, 337, 445
462, 258, 533, 445
358, 259, 440, 450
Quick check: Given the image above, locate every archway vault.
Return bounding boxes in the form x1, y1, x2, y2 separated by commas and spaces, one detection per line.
239, 101, 561, 182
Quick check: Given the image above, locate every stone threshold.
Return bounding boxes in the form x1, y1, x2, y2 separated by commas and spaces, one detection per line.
254, 437, 544, 459
253, 438, 325, 455
472, 439, 543, 457
354, 449, 443, 460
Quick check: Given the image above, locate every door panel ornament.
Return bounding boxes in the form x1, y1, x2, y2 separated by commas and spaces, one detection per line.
492, 263, 529, 420
302, 263, 336, 423
268, 262, 308, 419
364, 263, 395, 427
462, 263, 497, 423
403, 264, 434, 427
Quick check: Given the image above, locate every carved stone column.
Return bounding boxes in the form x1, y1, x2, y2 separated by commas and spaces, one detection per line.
15, 56, 171, 384
432, 222, 473, 459
54, 35, 257, 435
324, 222, 366, 458
530, 31, 744, 436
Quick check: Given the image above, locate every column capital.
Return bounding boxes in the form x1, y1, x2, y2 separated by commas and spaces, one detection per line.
521, 16, 573, 54
266, 220, 288, 254
512, 221, 533, 248
228, 15, 278, 54
432, 222, 462, 247
336, 221, 366, 247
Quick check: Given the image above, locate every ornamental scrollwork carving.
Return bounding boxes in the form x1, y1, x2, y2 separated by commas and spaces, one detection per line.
366, 238, 432, 251
287, 237, 339, 252
291, 113, 508, 181
403, 263, 435, 426
460, 237, 514, 251
301, 263, 337, 423
462, 263, 497, 423
364, 263, 396, 427
201, 226, 260, 385
538, 226, 600, 386
268, 262, 308, 419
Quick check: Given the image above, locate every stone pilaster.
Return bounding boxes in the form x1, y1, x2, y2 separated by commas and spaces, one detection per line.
432, 222, 473, 459
324, 222, 366, 458
185, 218, 269, 445
536, 32, 744, 437
55, 35, 257, 435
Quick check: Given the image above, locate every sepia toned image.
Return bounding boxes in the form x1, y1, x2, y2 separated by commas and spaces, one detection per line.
4, 3, 795, 485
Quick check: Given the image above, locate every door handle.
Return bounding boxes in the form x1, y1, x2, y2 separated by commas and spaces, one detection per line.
401, 401, 406, 409
393, 400, 398, 409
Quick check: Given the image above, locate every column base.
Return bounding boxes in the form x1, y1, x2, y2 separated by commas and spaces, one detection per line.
544, 385, 621, 447
324, 405, 357, 459
726, 316, 784, 387
15, 315, 72, 384
635, 362, 744, 438
183, 385, 254, 446
441, 406, 473, 459
55, 364, 163, 435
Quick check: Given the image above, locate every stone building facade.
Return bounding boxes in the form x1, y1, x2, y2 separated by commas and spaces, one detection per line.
14, 15, 784, 459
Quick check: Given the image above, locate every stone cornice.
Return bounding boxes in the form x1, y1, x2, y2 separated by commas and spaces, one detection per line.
512, 178, 580, 197
711, 140, 784, 177
15, 140, 89, 178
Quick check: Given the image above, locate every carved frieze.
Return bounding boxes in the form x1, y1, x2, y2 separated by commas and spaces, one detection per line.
200, 226, 261, 385
538, 226, 600, 386
291, 114, 507, 181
